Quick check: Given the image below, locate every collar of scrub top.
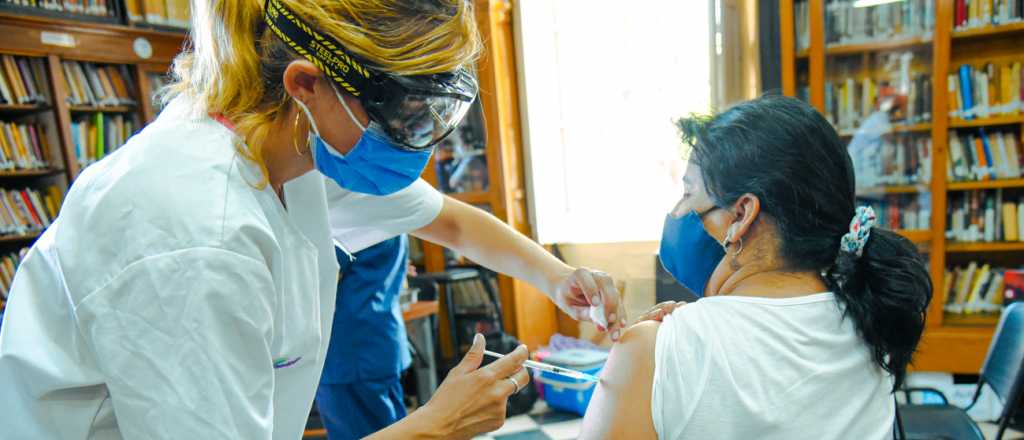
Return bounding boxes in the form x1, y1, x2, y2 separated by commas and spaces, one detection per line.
262, 0, 479, 151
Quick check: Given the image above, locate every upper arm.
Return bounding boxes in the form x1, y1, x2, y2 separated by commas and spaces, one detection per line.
579, 321, 660, 440
325, 177, 443, 253
74, 248, 277, 439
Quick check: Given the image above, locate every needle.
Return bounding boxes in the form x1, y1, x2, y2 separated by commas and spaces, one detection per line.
484, 350, 600, 382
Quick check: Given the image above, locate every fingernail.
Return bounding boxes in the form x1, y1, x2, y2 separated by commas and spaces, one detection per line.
619, 318, 626, 327
612, 329, 621, 340
591, 295, 602, 306
608, 312, 617, 323
474, 333, 484, 345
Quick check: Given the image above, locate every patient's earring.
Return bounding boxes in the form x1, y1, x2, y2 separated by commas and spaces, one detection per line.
724, 225, 743, 270
292, 110, 308, 157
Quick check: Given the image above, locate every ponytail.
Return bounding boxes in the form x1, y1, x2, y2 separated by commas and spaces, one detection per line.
825, 229, 932, 390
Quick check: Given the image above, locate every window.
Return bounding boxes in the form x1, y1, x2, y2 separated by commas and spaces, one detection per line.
516, 1, 712, 244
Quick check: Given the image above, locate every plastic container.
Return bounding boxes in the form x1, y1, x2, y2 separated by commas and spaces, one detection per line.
535, 348, 608, 415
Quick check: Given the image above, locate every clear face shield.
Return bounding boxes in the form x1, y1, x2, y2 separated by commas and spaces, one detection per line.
264, 0, 478, 150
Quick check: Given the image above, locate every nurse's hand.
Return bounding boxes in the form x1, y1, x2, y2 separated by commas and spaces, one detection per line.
552, 267, 627, 341
635, 301, 686, 323
417, 334, 530, 439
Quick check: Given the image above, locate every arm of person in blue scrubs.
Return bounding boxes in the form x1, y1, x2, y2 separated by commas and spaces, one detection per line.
413, 195, 627, 339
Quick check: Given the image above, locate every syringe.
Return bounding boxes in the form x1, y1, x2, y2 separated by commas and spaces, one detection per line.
483, 350, 600, 382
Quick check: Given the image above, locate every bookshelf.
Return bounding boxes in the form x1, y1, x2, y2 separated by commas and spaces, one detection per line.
0, 11, 183, 310
782, 0, 1024, 373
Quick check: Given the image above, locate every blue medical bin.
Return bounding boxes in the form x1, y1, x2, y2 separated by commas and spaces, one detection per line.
536, 348, 608, 415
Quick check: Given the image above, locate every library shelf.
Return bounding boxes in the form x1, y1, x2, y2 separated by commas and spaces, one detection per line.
949, 114, 1024, 128
838, 122, 931, 137
897, 229, 931, 243
947, 178, 1024, 191
0, 103, 49, 114
451, 190, 491, 204
0, 232, 41, 243
855, 184, 926, 196
942, 313, 1001, 327
303, 429, 326, 438
68, 105, 137, 113
952, 21, 1024, 40
946, 242, 1024, 253
796, 48, 809, 59
0, 168, 63, 178
825, 35, 931, 56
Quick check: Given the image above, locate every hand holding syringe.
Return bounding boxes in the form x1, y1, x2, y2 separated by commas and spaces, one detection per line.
484, 350, 599, 382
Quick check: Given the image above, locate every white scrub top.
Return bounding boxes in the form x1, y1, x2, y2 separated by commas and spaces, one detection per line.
0, 96, 443, 439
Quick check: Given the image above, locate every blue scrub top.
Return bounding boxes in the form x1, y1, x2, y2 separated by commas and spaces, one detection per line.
320, 235, 412, 384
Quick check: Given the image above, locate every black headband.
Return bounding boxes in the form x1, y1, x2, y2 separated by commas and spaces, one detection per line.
263, 0, 377, 98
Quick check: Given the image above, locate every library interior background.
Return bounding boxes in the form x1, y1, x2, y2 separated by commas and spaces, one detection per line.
0, 0, 1023, 439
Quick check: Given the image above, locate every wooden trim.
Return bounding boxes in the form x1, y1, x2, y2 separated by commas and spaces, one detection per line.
0, 168, 63, 178
855, 184, 928, 196
46, 54, 79, 181
928, 0, 953, 328
68, 105, 136, 113
824, 35, 931, 55
897, 230, 932, 244
947, 178, 1024, 191
0, 103, 49, 113
949, 114, 1024, 128
946, 242, 1024, 253
135, 64, 155, 123
779, 0, 795, 96
0, 13, 185, 64
952, 21, 1024, 39
0, 232, 41, 243
914, 325, 994, 373
807, 0, 825, 111
450, 190, 490, 205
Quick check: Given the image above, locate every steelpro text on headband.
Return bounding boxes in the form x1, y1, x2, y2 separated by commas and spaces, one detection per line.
263, 0, 479, 150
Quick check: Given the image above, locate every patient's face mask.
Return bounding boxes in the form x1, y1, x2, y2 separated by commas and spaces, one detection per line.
659, 207, 726, 297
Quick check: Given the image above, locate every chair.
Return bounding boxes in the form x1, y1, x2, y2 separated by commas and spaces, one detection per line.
898, 302, 1024, 440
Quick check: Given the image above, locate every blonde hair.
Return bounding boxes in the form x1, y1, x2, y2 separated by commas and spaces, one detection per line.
164, 0, 481, 184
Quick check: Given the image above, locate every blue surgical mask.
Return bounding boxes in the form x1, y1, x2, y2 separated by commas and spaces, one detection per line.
658, 210, 726, 297
296, 90, 431, 196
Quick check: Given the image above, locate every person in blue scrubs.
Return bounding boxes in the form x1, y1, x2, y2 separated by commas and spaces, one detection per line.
316, 235, 412, 439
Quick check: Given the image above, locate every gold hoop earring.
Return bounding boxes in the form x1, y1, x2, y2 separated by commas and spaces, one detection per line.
292, 110, 307, 157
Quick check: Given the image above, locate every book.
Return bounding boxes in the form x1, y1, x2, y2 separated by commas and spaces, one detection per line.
947, 190, 1024, 243
954, 0, 1024, 28
947, 128, 1023, 182
61, 61, 136, 107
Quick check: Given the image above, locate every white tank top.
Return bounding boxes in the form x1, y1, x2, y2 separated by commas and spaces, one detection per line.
651, 292, 895, 440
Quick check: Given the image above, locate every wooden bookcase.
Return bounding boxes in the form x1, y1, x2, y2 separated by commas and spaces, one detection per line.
0, 12, 183, 312
410, 0, 558, 357
780, 0, 1024, 373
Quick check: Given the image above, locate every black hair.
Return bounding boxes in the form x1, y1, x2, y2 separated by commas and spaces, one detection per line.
676, 95, 932, 390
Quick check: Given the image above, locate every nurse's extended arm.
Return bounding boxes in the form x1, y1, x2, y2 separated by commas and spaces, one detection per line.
413, 195, 627, 338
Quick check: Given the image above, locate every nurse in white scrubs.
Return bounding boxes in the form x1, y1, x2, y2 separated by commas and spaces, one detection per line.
0, 1, 626, 439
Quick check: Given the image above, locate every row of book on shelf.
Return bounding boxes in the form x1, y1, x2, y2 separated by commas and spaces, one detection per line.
947, 128, 1022, 182
0, 0, 118, 18
946, 189, 1024, 243
828, 73, 933, 131
72, 113, 136, 168
0, 247, 28, 302
953, 0, 1024, 30
944, 262, 1024, 315
125, 0, 189, 29
0, 121, 53, 170
62, 61, 137, 107
856, 195, 931, 231
0, 55, 49, 106
949, 61, 1023, 121
823, 0, 934, 46
0, 185, 62, 238
850, 133, 932, 187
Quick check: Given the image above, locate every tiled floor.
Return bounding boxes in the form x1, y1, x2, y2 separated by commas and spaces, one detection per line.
473, 401, 583, 440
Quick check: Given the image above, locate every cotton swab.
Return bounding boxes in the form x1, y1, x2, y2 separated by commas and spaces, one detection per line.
483, 350, 600, 382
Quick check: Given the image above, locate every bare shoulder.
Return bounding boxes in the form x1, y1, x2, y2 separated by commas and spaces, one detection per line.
578, 321, 660, 440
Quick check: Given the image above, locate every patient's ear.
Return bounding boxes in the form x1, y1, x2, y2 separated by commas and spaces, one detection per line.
727, 193, 761, 244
